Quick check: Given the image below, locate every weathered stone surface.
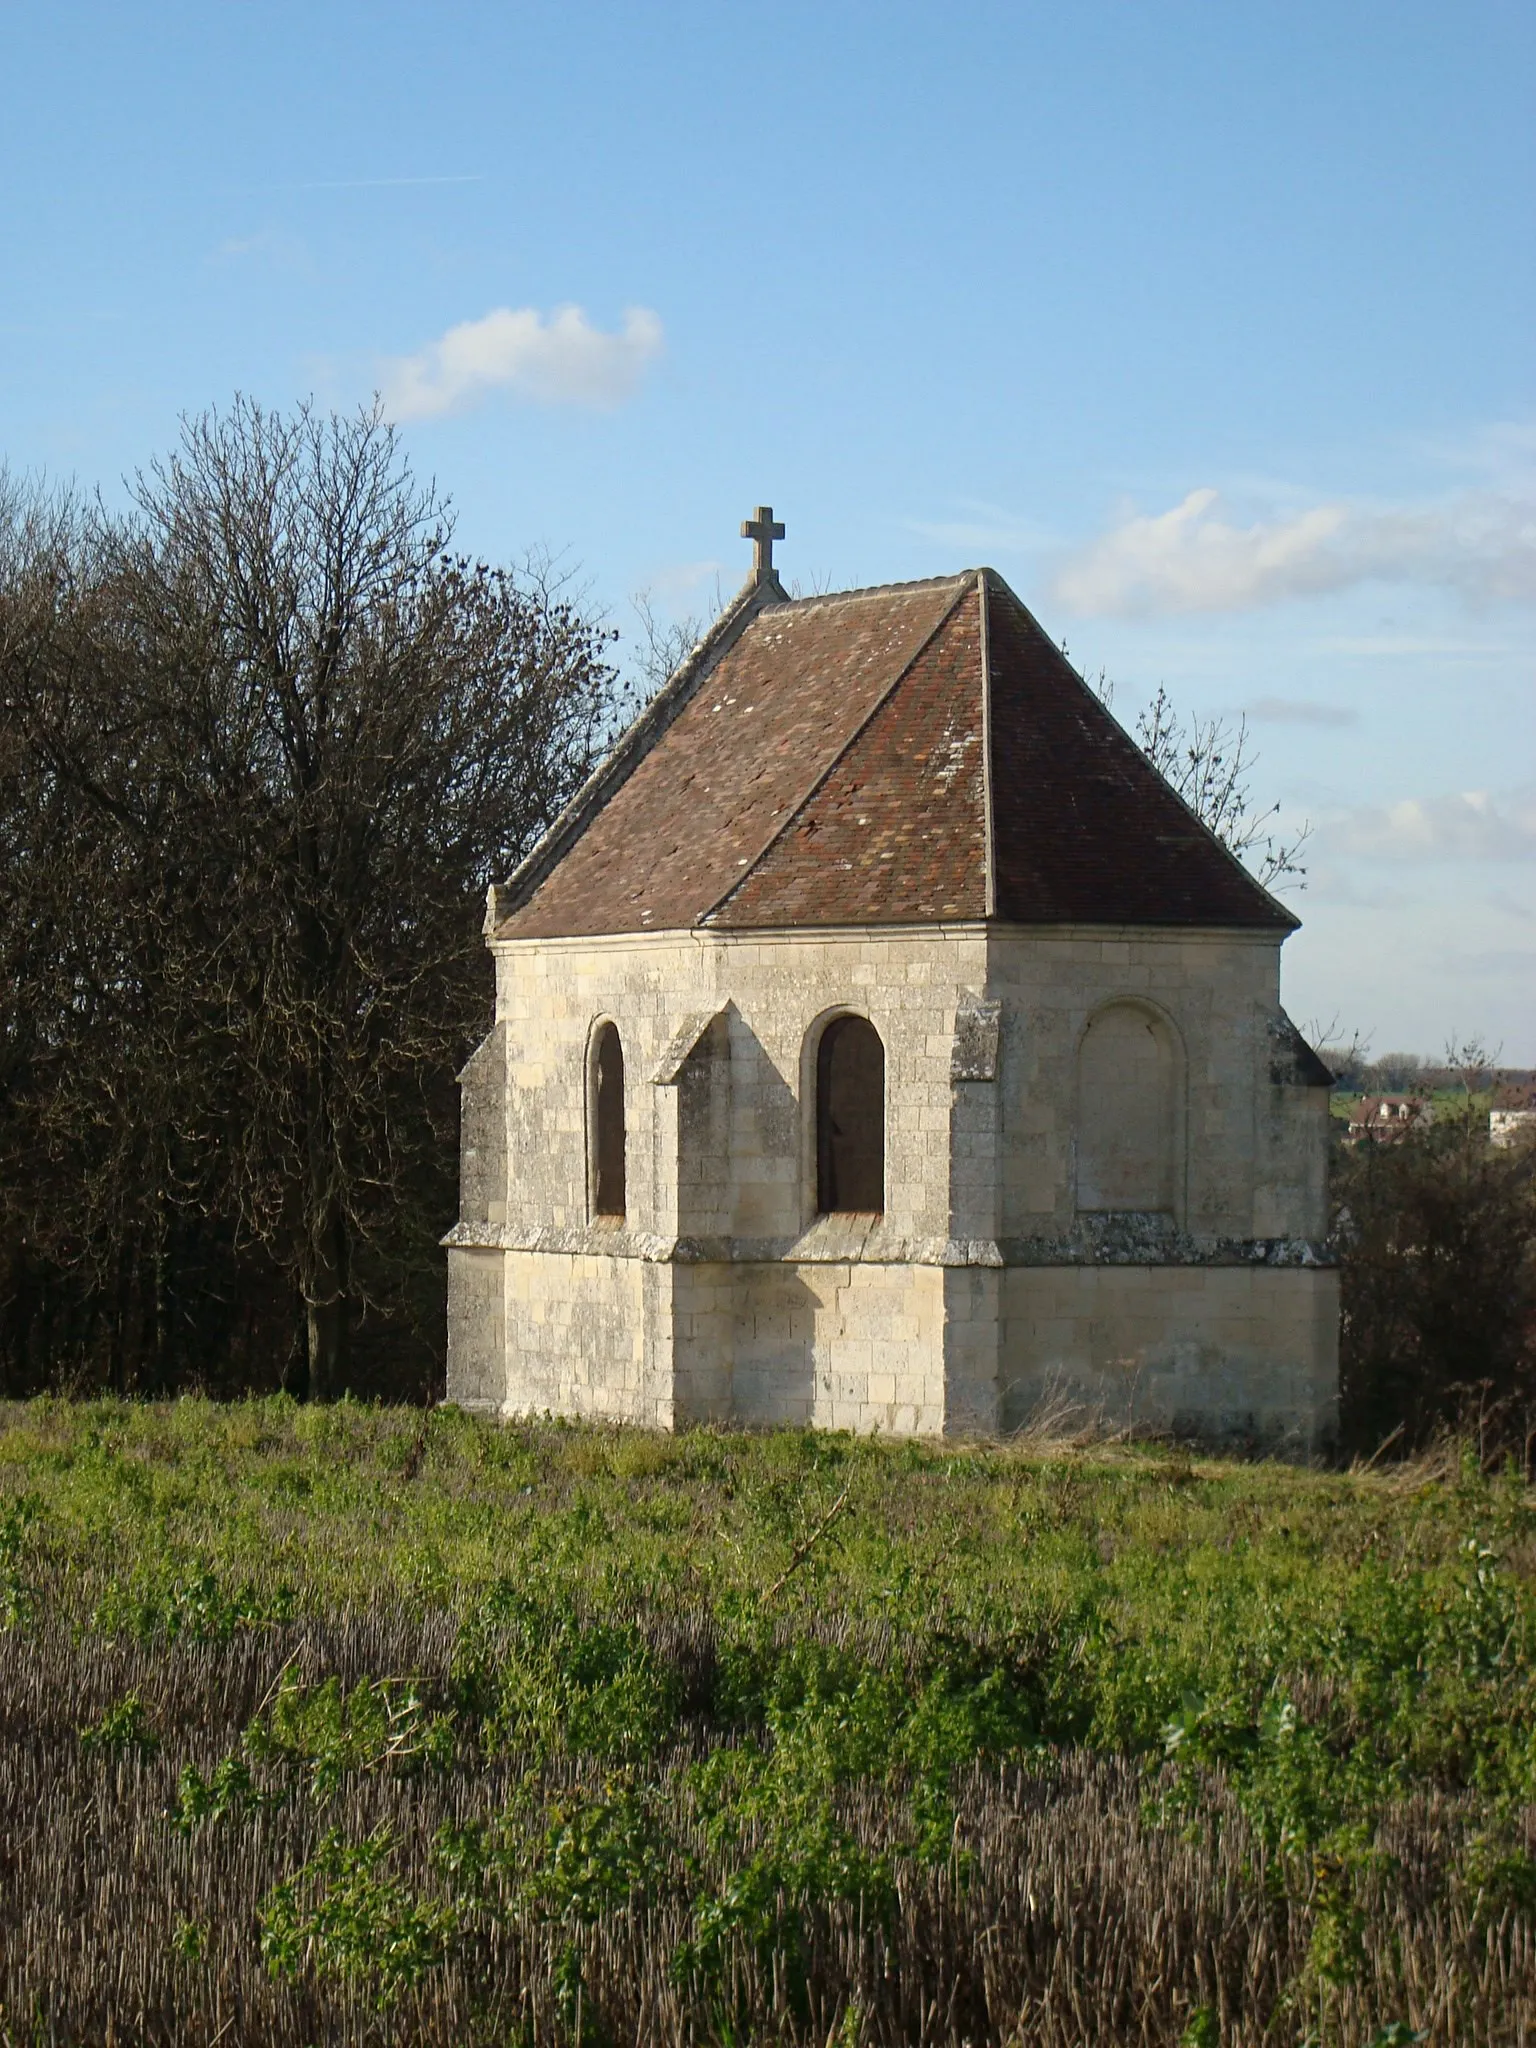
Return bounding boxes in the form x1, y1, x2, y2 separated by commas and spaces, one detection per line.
950, 994, 1002, 1081
445, 923, 1336, 1451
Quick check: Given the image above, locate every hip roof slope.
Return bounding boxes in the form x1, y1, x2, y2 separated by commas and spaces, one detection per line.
710, 584, 988, 926
493, 567, 1297, 941
983, 578, 1296, 932
498, 577, 970, 939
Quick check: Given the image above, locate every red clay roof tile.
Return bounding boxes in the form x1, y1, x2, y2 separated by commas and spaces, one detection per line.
984, 579, 1295, 929
494, 568, 1295, 940
712, 585, 988, 926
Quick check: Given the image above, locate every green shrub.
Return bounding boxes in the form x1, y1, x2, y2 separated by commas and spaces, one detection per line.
79, 1691, 158, 1755
259, 1826, 459, 2001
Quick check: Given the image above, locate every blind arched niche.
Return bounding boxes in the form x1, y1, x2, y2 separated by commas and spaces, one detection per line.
1075, 1002, 1179, 1214
816, 1015, 885, 1215
588, 1021, 626, 1220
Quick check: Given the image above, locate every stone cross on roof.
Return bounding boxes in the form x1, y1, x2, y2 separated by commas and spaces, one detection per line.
741, 505, 785, 580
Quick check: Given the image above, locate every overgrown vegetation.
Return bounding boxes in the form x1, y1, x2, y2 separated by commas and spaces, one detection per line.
2, 1398, 1532, 2043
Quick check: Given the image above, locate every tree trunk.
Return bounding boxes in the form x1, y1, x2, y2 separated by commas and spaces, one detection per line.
109, 1235, 131, 1397
303, 1198, 349, 1402
151, 1182, 170, 1396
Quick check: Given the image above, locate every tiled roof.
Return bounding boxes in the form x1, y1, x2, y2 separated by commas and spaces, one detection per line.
494, 569, 1297, 939
982, 580, 1295, 929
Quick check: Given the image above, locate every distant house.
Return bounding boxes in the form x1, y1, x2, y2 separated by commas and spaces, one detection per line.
1491, 1109, 1536, 1149
1347, 1095, 1433, 1143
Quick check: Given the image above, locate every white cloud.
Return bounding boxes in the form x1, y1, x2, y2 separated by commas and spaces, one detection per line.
1417, 416, 1536, 488
381, 304, 663, 419
1244, 696, 1357, 727
1319, 788, 1536, 863
1052, 485, 1536, 617
642, 560, 725, 609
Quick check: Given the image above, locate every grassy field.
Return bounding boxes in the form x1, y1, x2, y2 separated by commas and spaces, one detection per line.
1, 1400, 1533, 2046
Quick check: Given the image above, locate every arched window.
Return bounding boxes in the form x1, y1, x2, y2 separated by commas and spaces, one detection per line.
589, 1022, 626, 1219
816, 1015, 885, 1215
1076, 1002, 1177, 1214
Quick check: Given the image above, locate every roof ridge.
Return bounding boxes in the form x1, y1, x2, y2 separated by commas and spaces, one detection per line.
700, 577, 977, 927
774, 569, 978, 610
977, 570, 997, 919
487, 571, 788, 934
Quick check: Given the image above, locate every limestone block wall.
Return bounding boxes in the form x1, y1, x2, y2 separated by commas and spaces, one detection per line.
456, 1023, 509, 1230
445, 919, 1337, 1444
451, 926, 992, 1422
489, 926, 993, 1247
671, 1258, 945, 1433
499, 1250, 668, 1427
1075, 1002, 1180, 1212
941, 1265, 1004, 1436
671, 1012, 733, 1238
670, 1262, 735, 1423
999, 1265, 1339, 1448
1255, 1019, 1332, 1239
1255, 1088, 1330, 1240
445, 1248, 505, 1411
987, 929, 1315, 1241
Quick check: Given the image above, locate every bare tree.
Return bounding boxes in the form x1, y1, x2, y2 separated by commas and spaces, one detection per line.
1443, 1036, 1498, 1102
4, 401, 621, 1398
0, 482, 150, 1384
1125, 684, 1309, 890
627, 588, 711, 695
1087, 666, 1309, 889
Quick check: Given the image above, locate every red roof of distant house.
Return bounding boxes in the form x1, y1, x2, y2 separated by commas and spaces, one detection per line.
1349, 1095, 1424, 1120
493, 569, 1298, 941
1347, 1095, 1433, 1141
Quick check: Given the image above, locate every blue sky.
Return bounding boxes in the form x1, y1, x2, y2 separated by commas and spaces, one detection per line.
3, 0, 1532, 1055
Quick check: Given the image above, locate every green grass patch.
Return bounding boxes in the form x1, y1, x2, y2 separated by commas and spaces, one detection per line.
1, 1397, 1532, 2044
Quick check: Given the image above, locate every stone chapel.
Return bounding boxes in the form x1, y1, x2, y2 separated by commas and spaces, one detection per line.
445, 511, 1337, 1447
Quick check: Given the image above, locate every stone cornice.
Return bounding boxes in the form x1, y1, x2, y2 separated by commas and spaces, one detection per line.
442, 1219, 1334, 1270
486, 919, 1282, 957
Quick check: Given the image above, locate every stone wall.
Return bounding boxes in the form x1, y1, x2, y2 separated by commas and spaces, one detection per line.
444, 1247, 505, 1412
999, 1264, 1340, 1450
987, 930, 1288, 1237
671, 1257, 946, 1433
444, 921, 1336, 1446
498, 1250, 663, 1426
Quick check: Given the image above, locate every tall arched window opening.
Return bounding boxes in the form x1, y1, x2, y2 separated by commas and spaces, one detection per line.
816, 1015, 885, 1214
1075, 1003, 1177, 1214
590, 1022, 626, 1219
